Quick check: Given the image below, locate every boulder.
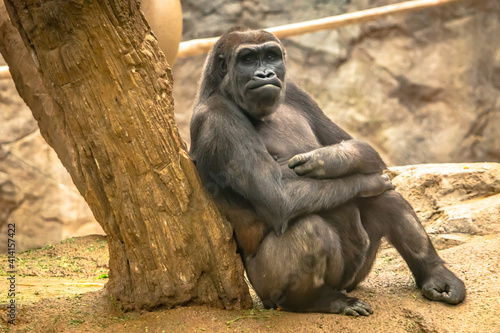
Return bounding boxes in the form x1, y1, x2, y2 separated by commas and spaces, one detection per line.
388, 163, 500, 249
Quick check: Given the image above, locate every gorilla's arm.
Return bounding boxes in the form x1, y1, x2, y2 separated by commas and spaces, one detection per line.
288, 140, 386, 179
190, 103, 392, 235
285, 83, 386, 179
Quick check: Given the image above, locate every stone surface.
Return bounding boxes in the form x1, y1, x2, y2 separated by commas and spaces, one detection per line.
388, 163, 500, 248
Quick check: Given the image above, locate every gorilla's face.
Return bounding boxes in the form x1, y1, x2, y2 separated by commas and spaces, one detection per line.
224, 41, 286, 120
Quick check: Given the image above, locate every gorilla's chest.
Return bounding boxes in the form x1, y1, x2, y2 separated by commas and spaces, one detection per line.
256, 105, 321, 164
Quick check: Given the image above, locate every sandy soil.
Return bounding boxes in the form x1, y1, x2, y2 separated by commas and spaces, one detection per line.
1, 234, 499, 333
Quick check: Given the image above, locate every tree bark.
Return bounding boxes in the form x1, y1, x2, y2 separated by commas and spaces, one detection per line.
1, 0, 251, 311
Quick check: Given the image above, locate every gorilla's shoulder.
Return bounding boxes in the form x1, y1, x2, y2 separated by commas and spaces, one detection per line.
284, 81, 322, 116
194, 94, 250, 123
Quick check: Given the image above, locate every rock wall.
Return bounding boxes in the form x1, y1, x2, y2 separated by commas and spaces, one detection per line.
173, 0, 500, 165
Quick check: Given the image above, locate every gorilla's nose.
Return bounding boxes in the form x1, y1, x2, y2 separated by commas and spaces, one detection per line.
255, 70, 276, 79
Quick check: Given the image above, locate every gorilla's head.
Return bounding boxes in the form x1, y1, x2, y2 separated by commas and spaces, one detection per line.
200, 28, 286, 120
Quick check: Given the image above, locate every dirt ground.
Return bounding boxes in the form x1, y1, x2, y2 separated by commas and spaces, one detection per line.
0, 234, 499, 333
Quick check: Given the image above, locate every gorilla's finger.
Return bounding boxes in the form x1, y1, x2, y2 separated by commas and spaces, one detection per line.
442, 287, 466, 304
353, 307, 371, 316
359, 301, 373, 314
288, 153, 311, 168
350, 300, 373, 316
342, 308, 359, 317
422, 286, 445, 301
292, 161, 318, 176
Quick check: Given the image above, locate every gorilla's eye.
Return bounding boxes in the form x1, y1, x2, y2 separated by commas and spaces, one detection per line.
242, 55, 255, 64
266, 53, 277, 61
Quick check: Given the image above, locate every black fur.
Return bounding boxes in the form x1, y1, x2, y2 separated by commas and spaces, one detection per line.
189, 28, 465, 315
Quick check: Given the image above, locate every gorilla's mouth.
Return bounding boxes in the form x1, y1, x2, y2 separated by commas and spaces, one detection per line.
247, 78, 282, 91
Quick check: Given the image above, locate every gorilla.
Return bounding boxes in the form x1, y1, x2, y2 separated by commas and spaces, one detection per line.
189, 28, 465, 315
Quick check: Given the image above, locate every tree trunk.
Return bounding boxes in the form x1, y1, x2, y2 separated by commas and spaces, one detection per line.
1, 0, 251, 311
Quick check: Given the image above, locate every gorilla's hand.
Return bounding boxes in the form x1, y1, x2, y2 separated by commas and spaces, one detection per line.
288, 141, 385, 179
421, 265, 466, 305
288, 146, 349, 179
358, 173, 394, 198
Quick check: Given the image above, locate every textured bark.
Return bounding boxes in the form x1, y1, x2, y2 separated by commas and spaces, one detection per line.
1, 0, 251, 310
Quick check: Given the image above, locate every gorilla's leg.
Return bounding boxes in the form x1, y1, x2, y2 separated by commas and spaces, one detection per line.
348, 191, 465, 304
245, 215, 372, 315
344, 229, 382, 292
320, 203, 371, 289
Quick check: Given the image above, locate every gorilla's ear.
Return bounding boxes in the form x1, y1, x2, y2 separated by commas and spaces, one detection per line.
197, 49, 228, 99
218, 53, 227, 73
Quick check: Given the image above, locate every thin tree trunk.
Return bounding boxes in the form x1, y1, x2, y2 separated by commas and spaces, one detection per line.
1, 0, 251, 311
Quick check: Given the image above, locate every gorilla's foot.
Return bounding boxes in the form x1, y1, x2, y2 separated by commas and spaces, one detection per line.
328, 293, 373, 316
